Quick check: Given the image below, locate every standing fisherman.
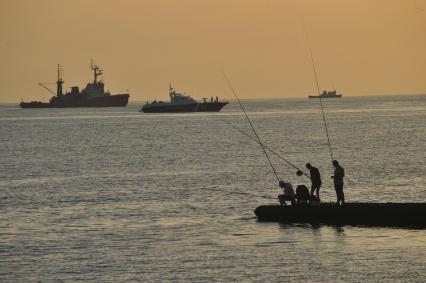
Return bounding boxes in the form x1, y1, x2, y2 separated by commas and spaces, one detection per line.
306, 163, 322, 200
331, 160, 345, 205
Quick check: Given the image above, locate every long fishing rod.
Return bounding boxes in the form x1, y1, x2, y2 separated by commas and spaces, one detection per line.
198, 186, 276, 200
301, 20, 334, 164
222, 71, 280, 183
222, 119, 310, 179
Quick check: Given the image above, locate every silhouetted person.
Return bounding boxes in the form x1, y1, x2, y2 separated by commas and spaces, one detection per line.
331, 160, 345, 205
306, 163, 322, 200
295, 184, 310, 204
278, 180, 295, 206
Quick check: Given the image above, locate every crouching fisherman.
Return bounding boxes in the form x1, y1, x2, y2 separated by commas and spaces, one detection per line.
295, 184, 310, 204
278, 180, 295, 205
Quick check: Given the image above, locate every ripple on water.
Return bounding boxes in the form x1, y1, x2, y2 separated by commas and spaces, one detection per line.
1, 97, 425, 281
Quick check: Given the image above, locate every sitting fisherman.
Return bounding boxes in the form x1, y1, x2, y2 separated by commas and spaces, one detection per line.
295, 184, 310, 204
278, 180, 295, 206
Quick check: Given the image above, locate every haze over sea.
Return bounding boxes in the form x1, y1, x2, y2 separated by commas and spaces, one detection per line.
0, 95, 425, 282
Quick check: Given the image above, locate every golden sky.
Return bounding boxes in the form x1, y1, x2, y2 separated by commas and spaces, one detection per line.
0, 0, 425, 103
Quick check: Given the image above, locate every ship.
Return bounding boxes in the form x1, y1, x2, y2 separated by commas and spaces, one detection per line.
308, 90, 342, 98
140, 84, 228, 113
20, 61, 129, 108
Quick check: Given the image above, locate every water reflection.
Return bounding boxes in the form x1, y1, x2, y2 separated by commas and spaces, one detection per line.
1, 96, 425, 281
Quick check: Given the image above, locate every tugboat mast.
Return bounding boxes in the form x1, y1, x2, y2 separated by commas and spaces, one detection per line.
169, 83, 175, 100
90, 59, 103, 84
56, 64, 64, 98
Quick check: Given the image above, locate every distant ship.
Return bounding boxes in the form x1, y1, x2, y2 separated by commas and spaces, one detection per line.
140, 85, 228, 113
20, 61, 129, 108
308, 90, 342, 99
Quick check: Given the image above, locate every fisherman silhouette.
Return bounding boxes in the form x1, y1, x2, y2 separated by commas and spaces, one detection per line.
331, 160, 345, 205
306, 163, 322, 201
295, 185, 310, 204
278, 180, 295, 206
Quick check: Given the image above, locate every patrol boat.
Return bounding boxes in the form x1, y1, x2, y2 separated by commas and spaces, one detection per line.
308, 90, 342, 98
140, 85, 228, 113
20, 61, 129, 108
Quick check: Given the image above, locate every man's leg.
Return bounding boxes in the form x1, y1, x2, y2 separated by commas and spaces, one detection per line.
334, 185, 339, 204
315, 184, 320, 200
278, 195, 284, 205
336, 184, 344, 205
278, 195, 288, 205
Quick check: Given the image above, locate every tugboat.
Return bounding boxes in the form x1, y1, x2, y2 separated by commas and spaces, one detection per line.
20, 61, 129, 108
308, 90, 342, 98
140, 84, 228, 113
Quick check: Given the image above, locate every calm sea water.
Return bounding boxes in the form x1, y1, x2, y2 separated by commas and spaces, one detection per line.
0, 95, 425, 282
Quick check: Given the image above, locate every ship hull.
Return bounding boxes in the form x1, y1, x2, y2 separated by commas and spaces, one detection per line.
255, 203, 426, 228
141, 103, 199, 113
141, 102, 229, 113
196, 102, 228, 112
308, 94, 342, 98
20, 94, 129, 108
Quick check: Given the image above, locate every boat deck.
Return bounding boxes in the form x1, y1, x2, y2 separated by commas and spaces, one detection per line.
255, 203, 426, 228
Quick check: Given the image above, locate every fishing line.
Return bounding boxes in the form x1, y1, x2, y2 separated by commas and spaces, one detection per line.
198, 186, 276, 200
300, 19, 334, 164
221, 119, 310, 179
222, 71, 280, 183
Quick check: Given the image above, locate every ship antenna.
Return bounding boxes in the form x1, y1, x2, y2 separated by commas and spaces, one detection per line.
56, 64, 64, 98
222, 71, 280, 183
301, 19, 334, 164
169, 83, 174, 99
90, 59, 102, 84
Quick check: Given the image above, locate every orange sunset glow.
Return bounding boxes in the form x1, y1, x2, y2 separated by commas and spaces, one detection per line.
0, 0, 425, 103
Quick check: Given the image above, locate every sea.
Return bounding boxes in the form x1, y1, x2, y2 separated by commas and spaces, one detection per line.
0, 95, 425, 282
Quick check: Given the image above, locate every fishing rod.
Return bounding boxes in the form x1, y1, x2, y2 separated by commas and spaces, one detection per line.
301, 20, 334, 164
198, 186, 276, 200
221, 119, 310, 179
222, 71, 280, 183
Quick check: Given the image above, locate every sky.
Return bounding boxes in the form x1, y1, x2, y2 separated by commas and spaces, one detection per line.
0, 0, 425, 103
